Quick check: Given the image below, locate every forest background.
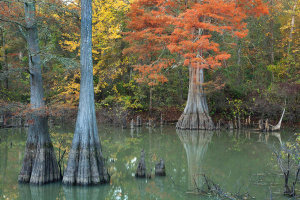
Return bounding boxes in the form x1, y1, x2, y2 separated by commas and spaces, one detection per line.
0, 0, 299, 127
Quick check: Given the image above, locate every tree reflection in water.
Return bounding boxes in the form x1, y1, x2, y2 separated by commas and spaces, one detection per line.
176, 130, 213, 192
63, 185, 109, 200
18, 183, 60, 200
0, 130, 8, 199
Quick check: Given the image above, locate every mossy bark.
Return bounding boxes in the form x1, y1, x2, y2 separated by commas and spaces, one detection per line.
176, 67, 214, 130
18, 1, 59, 184
19, 117, 60, 184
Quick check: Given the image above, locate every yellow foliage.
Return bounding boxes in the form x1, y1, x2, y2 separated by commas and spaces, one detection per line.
58, 0, 132, 104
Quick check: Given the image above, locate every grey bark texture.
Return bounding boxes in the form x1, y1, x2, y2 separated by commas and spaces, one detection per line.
176, 67, 214, 130
62, 0, 109, 185
135, 150, 146, 178
18, 1, 60, 184
155, 159, 166, 176
136, 116, 142, 127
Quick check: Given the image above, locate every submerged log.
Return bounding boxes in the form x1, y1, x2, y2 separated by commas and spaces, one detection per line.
135, 150, 146, 178
155, 159, 166, 176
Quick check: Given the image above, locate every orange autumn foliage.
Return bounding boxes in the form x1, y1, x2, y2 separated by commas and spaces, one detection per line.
124, 0, 268, 85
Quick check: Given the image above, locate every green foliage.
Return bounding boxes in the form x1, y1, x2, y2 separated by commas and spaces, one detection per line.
0, 0, 299, 123
227, 98, 248, 118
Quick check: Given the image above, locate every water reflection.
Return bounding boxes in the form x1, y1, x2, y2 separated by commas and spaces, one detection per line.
257, 132, 282, 145
0, 130, 8, 199
63, 185, 109, 200
176, 130, 213, 191
18, 183, 61, 200
0, 126, 293, 200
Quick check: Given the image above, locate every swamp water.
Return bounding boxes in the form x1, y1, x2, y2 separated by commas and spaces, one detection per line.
0, 125, 297, 199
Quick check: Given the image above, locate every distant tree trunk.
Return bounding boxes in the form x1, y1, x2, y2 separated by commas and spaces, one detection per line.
287, 2, 297, 55
149, 87, 153, 116
178, 68, 184, 104
269, 0, 275, 64
0, 27, 8, 89
237, 39, 241, 66
18, 1, 59, 184
62, 0, 110, 185
176, 67, 214, 130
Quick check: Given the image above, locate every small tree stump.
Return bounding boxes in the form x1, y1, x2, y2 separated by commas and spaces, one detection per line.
259, 119, 264, 131
238, 115, 241, 129
130, 119, 135, 129
248, 116, 251, 127
155, 159, 166, 176
265, 119, 270, 132
135, 150, 146, 178
122, 117, 127, 129
216, 120, 221, 130
228, 121, 233, 130
234, 116, 237, 129
160, 113, 163, 126
136, 116, 142, 127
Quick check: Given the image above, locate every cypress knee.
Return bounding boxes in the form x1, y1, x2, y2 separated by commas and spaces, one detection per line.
155, 159, 166, 176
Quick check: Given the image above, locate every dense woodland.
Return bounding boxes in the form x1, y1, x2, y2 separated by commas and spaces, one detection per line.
0, 0, 299, 126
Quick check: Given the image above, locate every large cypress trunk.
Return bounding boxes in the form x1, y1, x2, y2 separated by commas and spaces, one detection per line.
18, 1, 60, 184
62, 0, 110, 185
176, 67, 214, 130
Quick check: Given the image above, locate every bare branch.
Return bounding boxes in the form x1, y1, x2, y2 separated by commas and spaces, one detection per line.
0, 16, 26, 28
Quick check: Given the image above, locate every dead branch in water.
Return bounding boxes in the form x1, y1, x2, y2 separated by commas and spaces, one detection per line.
187, 174, 254, 200
273, 140, 300, 197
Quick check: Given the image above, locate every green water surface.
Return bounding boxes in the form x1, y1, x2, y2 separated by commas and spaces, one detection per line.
0, 125, 297, 199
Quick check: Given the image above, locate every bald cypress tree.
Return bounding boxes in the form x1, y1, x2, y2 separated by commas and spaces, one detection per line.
18, 1, 60, 184
62, 0, 110, 185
